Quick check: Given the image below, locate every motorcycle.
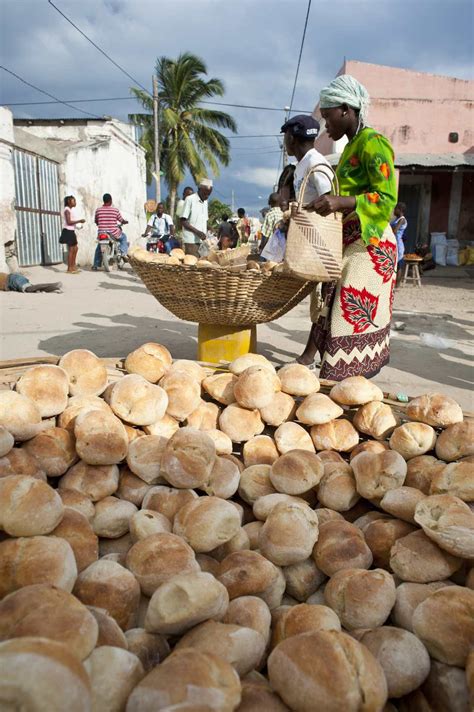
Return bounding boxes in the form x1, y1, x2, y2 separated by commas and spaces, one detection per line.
144, 232, 169, 254
97, 230, 126, 271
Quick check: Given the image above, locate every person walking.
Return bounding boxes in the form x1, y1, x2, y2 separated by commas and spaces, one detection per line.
236, 208, 251, 244
60, 195, 85, 274
176, 186, 194, 219
180, 179, 213, 257
217, 214, 238, 248
92, 193, 128, 270
259, 192, 283, 253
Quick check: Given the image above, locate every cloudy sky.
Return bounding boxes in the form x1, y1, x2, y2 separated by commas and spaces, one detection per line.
1, 0, 473, 214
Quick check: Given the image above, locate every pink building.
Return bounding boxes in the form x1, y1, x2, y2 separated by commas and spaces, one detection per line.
314, 60, 474, 248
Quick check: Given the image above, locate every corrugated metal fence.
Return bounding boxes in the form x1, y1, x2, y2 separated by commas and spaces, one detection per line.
13, 148, 63, 266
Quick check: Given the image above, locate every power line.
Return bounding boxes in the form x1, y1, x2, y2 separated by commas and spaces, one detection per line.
47, 0, 151, 96
289, 0, 312, 113
0, 65, 101, 119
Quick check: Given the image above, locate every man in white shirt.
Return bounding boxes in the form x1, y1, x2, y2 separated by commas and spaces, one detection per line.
180, 178, 213, 257
143, 202, 178, 253
176, 186, 194, 219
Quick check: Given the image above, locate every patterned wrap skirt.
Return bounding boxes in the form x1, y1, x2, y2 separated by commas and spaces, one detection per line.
313, 212, 397, 381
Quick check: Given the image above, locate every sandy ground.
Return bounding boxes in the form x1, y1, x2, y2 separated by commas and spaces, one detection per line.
1, 262, 473, 412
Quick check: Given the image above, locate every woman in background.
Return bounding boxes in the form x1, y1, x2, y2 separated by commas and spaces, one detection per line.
60, 195, 85, 274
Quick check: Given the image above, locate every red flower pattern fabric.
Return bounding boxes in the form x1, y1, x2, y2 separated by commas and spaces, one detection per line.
340, 286, 379, 334
367, 240, 397, 283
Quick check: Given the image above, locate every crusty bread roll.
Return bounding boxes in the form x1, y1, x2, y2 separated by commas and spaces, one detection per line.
202, 455, 240, 499
93, 496, 137, 538
315, 507, 345, 526
389, 422, 437, 460
205, 428, 233, 455
202, 373, 237, 405
435, 421, 474, 461
406, 392, 463, 428
313, 520, 373, 576
126, 434, 167, 485
73, 559, 140, 630
353, 401, 400, 440
222, 595, 271, 643
230, 353, 276, 375
0, 425, 14, 457
379, 486, 426, 523
349, 439, 389, 460
59, 488, 95, 522
124, 424, 145, 443
414, 494, 474, 558
253, 493, 305, 521
175, 619, 266, 676
217, 549, 281, 602
0, 637, 91, 712
277, 363, 320, 397
143, 413, 180, 438
160, 371, 201, 422
88, 606, 128, 648
145, 571, 229, 635
268, 630, 387, 712
234, 366, 281, 410
243, 520, 264, 549
141, 485, 198, 522
0, 535, 77, 598
273, 603, 340, 648
392, 581, 452, 632
259, 502, 319, 566
270, 450, 323, 495
0, 583, 98, 660
412, 585, 474, 666
126, 648, 241, 712
130, 509, 171, 543
16, 364, 69, 417
243, 435, 279, 467
186, 400, 220, 430
317, 461, 360, 512
363, 517, 415, 569
353, 511, 391, 531
58, 395, 111, 432
239, 674, 289, 712
422, 660, 471, 712
59, 349, 108, 396
22, 427, 77, 477
330, 376, 383, 406
50, 507, 98, 572
0, 390, 42, 441
296, 393, 343, 426
260, 391, 297, 427
390, 529, 462, 583
210, 527, 250, 561
0, 447, 46, 480
310, 419, 359, 452
351, 449, 407, 501
124, 343, 172, 383
59, 461, 120, 501
274, 421, 315, 454
405, 454, 445, 494
430, 461, 474, 501
125, 628, 170, 672
0, 475, 64, 536
283, 557, 326, 602
84, 645, 144, 712
110, 374, 168, 425
356, 626, 430, 698
238, 464, 275, 504
167, 359, 206, 382
160, 427, 216, 488
219, 403, 265, 442
74, 409, 128, 465
324, 567, 396, 630
125, 532, 199, 596
173, 496, 241, 553
116, 466, 150, 506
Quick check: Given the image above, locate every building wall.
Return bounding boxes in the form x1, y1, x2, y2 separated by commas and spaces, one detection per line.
0, 107, 16, 270
429, 172, 452, 234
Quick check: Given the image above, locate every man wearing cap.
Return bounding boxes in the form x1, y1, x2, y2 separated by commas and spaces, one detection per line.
180, 179, 213, 257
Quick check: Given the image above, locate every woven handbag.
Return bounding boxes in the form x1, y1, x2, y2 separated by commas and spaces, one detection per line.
284, 163, 343, 282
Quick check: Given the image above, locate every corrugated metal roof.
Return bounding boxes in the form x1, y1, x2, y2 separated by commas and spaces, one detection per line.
326, 152, 474, 168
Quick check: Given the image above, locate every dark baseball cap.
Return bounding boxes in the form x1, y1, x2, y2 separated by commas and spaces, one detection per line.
281, 114, 320, 139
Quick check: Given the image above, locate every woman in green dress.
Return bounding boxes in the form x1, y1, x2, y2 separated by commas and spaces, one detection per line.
307, 75, 398, 380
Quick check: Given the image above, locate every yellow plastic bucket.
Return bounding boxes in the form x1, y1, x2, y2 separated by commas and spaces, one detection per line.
197, 324, 257, 364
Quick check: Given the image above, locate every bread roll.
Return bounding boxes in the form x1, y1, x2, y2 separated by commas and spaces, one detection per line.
125, 628, 169, 672
205, 428, 233, 455
0, 583, 98, 660
325, 567, 396, 630
116, 466, 150, 506
363, 517, 416, 569
126, 648, 241, 712
125, 532, 199, 596
187, 400, 220, 430
59, 349, 108, 396
356, 626, 430, 698
353, 401, 400, 440
143, 413, 180, 438
268, 630, 387, 712
0, 637, 91, 711
389, 422, 437, 460
414, 494, 474, 558
141, 485, 198, 522
168, 359, 206, 382
160, 426, 216, 488
259, 502, 319, 566
59, 488, 95, 522
130, 509, 171, 543
202, 373, 237, 405
243, 520, 264, 549
222, 595, 271, 643
58, 395, 111, 432
274, 603, 341, 648
239, 675, 290, 712
50, 507, 98, 571
243, 435, 279, 467
110, 374, 168, 426
407, 393, 463, 428
22, 427, 77, 477
0, 447, 46, 480
17, 364, 69, 417
274, 422, 314, 454
125, 434, 167, 485
74, 409, 128, 466
0, 535, 77, 598
421, 660, 471, 712
234, 366, 281, 410
74, 559, 140, 630
218, 549, 281, 601
282, 557, 326, 601
202, 455, 240, 499
59, 461, 120, 501
0, 390, 42, 441
93, 496, 137, 538
392, 581, 452, 632
253, 493, 305, 521
390, 529, 462, 582
88, 606, 128, 648
210, 527, 250, 561
84, 645, 144, 712
317, 461, 360, 511
124, 343, 172, 383
260, 391, 297, 426
349, 440, 389, 460
239, 464, 276, 504
0, 425, 14, 457
296, 393, 343, 426
230, 353, 276, 375
173, 496, 241, 553
219, 403, 265, 443
330, 376, 383, 406
435, 421, 474, 461
412, 585, 474, 666
270, 450, 323, 495
315, 507, 345, 526
160, 371, 201, 422
310, 419, 359, 452
278, 363, 320, 396
352, 449, 407, 501
380, 486, 426, 523
405, 454, 445, 494
313, 520, 373, 576
0, 475, 64, 536
430, 461, 474, 502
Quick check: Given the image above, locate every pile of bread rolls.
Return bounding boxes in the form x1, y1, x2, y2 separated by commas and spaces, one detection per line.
0, 345, 472, 712
129, 245, 280, 273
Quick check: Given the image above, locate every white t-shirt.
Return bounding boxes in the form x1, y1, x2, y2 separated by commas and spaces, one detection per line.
147, 213, 174, 235
293, 148, 333, 205
181, 193, 208, 244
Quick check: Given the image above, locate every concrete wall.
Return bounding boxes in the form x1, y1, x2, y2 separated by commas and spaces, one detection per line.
0, 107, 15, 270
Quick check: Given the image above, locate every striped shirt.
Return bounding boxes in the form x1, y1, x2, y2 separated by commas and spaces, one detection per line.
94, 205, 125, 237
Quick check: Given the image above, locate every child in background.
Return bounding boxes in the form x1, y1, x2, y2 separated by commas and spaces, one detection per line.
391, 202, 408, 286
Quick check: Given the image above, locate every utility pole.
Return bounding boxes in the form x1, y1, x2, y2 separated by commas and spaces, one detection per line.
282, 105, 290, 167
153, 74, 161, 202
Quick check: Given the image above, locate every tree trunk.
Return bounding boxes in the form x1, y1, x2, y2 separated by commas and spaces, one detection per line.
169, 184, 177, 219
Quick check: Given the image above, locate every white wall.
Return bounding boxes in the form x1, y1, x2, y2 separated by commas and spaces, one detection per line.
0, 107, 15, 271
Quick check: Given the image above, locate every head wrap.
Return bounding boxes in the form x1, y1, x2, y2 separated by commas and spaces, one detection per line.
319, 74, 370, 132
199, 178, 213, 188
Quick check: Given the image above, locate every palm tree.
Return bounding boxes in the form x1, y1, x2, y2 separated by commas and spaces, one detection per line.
130, 52, 237, 215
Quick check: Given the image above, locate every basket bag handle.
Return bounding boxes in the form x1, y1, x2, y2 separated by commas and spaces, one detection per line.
297, 163, 340, 211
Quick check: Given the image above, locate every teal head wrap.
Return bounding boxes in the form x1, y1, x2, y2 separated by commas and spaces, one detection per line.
319, 74, 370, 132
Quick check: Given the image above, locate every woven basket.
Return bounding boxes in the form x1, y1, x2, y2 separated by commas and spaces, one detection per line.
210, 244, 251, 267
130, 257, 314, 325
